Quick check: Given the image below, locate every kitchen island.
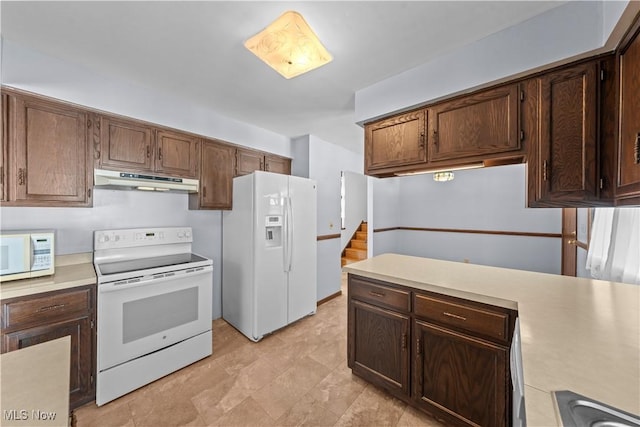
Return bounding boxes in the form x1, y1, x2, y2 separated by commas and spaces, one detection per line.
343, 253, 640, 427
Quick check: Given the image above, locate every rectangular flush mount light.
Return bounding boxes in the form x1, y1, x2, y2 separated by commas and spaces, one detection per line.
244, 11, 333, 79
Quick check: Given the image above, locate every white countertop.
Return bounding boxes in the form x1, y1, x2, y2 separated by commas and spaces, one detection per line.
343, 253, 640, 426
0, 253, 96, 300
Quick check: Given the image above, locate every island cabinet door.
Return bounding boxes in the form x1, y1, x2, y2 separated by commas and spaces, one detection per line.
348, 299, 410, 397
413, 320, 509, 427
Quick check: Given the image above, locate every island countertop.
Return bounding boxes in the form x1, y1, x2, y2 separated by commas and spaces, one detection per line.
342, 253, 640, 426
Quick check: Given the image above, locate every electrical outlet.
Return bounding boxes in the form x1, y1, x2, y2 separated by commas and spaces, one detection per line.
329, 222, 334, 229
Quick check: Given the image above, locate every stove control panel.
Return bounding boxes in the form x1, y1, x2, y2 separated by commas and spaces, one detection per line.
94, 227, 193, 250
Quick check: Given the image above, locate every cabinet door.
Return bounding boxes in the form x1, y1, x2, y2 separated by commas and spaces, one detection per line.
3, 317, 94, 410
264, 155, 291, 175
236, 148, 263, 176
100, 116, 154, 172
428, 84, 520, 162
348, 299, 410, 397
155, 130, 199, 178
10, 96, 91, 206
413, 320, 508, 427
192, 140, 235, 209
1, 93, 7, 202
617, 23, 640, 202
365, 111, 427, 172
537, 62, 598, 204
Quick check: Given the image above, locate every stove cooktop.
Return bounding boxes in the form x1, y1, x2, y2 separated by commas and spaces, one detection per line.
96, 253, 209, 276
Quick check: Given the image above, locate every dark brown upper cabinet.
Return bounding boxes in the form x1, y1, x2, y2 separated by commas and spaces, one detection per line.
428, 84, 521, 162
189, 139, 235, 210
99, 116, 198, 179
6, 93, 92, 207
235, 148, 291, 177
365, 111, 427, 174
530, 61, 600, 206
236, 148, 264, 176
155, 129, 199, 178
264, 154, 291, 175
99, 116, 154, 172
616, 18, 640, 204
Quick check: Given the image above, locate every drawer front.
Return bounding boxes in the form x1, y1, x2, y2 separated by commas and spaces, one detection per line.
414, 293, 509, 343
349, 276, 410, 312
2, 288, 91, 330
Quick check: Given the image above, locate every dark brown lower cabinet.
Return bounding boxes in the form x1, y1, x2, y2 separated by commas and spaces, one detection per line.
347, 274, 515, 427
413, 320, 508, 427
348, 299, 410, 395
1, 285, 96, 411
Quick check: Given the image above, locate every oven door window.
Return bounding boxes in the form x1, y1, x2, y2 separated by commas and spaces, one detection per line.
123, 287, 198, 343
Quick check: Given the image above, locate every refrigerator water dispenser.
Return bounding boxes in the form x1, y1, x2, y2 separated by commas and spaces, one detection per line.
265, 215, 283, 247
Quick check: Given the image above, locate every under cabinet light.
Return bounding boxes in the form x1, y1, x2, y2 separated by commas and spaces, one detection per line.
395, 163, 484, 177
433, 171, 455, 182
244, 11, 332, 79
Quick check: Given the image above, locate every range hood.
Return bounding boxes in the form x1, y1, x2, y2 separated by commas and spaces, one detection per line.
94, 169, 199, 193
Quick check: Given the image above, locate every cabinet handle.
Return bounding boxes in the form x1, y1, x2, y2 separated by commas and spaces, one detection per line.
146, 146, 151, 158
202, 186, 207, 198
0, 166, 3, 185
433, 130, 438, 146
37, 303, 66, 313
158, 147, 162, 160
369, 290, 385, 298
265, 162, 270, 171
543, 160, 549, 182
416, 338, 422, 356
17, 168, 26, 186
443, 311, 467, 321
634, 133, 640, 165
419, 133, 425, 149
401, 333, 407, 350
87, 188, 92, 199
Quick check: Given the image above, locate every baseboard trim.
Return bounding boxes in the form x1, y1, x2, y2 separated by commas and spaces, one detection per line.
317, 290, 342, 305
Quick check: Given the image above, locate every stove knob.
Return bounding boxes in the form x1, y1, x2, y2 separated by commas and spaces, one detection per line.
104, 235, 110, 242
185, 231, 191, 239
114, 235, 120, 242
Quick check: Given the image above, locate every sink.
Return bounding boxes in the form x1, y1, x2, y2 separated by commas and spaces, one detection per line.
554, 390, 640, 427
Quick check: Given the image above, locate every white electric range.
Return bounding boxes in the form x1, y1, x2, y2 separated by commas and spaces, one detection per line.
93, 227, 213, 406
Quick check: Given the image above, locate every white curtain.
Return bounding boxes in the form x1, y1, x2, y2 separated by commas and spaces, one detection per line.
586, 208, 640, 285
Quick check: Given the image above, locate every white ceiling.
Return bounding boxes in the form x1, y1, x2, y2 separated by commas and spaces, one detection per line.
1, 1, 566, 154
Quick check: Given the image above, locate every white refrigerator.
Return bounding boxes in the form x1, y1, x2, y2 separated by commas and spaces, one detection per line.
222, 171, 317, 342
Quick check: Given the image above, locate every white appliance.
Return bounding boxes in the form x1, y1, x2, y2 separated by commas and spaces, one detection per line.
222, 171, 317, 342
94, 168, 199, 193
93, 227, 212, 406
0, 230, 54, 282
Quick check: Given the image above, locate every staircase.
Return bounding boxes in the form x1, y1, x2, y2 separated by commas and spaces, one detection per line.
341, 222, 368, 267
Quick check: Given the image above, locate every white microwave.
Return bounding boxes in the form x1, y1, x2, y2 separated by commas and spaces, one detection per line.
0, 231, 55, 282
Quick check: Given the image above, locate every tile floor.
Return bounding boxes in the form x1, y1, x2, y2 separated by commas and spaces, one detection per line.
73, 275, 445, 426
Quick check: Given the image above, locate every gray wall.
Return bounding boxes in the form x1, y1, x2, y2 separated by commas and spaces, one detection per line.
0, 40, 293, 320
371, 164, 563, 274
308, 135, 362, 300
341, 171, 367, 251
0, 190, 225, 317
355, 1, 611, 123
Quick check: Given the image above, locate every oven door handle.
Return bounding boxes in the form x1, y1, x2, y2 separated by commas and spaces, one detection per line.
98, 266, 212, 293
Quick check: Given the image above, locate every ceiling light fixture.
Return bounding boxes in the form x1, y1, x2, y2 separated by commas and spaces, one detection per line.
244, 11, 333, 79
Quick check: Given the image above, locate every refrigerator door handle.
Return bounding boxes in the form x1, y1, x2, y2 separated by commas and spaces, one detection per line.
287, 196, 294, 272
283, 196, 289, 273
